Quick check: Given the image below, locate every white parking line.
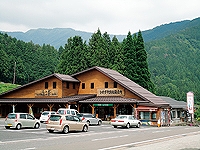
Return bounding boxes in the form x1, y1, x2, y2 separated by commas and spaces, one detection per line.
92, 135, 128, 141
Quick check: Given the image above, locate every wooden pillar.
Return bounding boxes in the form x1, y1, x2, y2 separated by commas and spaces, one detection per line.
113, 104, 119, 118
63, 104, 69, 108
47, 104, 54, 111
77, 104, 82, 112
89, 104, 95, 114
10, 104, 17, 113
27, 104, 34, 115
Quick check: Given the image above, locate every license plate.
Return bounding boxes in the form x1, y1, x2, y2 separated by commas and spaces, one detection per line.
7, 124, 12, 126
51, 127, 55, 130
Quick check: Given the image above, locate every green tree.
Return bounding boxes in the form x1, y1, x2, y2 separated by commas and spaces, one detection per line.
56, 36, 88, 74
122, 31, 137, 81
136, 30, 155, 92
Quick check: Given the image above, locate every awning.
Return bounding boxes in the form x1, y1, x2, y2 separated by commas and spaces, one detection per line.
79, 96, 146, 104
135, 106, 158, 111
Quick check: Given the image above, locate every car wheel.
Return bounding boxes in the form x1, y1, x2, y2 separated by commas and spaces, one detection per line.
63, 126, 69, 134
34, 123, 40, 129
82, 125, 88, 132
16, 124, 21, 130
48, 129, 54, 133
136, 123, 140, 128
126, 123, 130, 129
5, 126, 10, 129
97, 120, 102, 125
87, 120, 90, 125
113, 125, 117, 128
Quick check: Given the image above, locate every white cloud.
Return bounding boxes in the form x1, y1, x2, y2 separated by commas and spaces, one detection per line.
0, 0, 199, 34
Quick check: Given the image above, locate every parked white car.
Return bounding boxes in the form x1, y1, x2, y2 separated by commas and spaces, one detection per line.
5, 113, 40, 130
57, 108, 79, 116
77, 113, 102, 125
39, 111, 56, 123
110, 115, 141, 128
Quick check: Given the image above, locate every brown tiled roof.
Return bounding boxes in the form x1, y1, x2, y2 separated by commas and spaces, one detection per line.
79, 96, 146, 104
0, 94, 96, 103
72, 66, 169, 106
0, 73, 79, 96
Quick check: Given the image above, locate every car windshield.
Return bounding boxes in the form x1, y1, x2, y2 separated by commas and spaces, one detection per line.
77, 114, 83, 117
83, 114, 93, 118
7, 113, 16, 119
50, 115, 61, 121
116, 115, 127, 119
42, 112, 49, 115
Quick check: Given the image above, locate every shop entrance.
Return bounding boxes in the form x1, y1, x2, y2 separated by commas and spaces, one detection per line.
95, 106, 114, 121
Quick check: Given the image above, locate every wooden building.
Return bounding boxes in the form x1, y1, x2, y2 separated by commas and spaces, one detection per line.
0, 66, 170, 125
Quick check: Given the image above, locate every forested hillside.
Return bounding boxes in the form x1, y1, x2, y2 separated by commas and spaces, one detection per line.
145, 24, 200, 102
0, 33, 59, 85
0, 17, 200, 103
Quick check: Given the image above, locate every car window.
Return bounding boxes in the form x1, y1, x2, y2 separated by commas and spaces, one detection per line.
73, 116, 80, 122
66, 116, 73, 121
77, 114, 83, 117
51, 112, 56, 114
20, 114, 26, 119
67, 110, 70, 114
128, 116, 133, 120
84, 114, 93, 118
50, 115, 61, 121
42, 112, 49, 115
27, 114, 34, 120
71, 111, 75, 115
58, 110, 64, 115
8, 113, 16, 119
116, 115, 127, 119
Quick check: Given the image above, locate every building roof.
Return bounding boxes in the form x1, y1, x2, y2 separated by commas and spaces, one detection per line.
0, 94, 96, 103
72, 66, 169, 106
0, 73, 79, 96
159, 96, 187, 109
79, 96, 146, 104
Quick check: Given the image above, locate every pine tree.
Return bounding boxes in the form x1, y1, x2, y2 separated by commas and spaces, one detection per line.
136, 30, 155, 92
122, 31, 138, 81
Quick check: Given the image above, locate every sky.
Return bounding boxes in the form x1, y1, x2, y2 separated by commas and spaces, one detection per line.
0, 0, 199, 35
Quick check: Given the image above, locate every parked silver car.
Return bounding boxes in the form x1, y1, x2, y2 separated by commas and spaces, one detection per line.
46, 114, 88, 134
110, 115, 141, 128
77, 113, 102, 125
5, 113, 40, 130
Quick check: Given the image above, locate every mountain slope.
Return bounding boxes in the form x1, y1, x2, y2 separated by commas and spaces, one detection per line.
145, 24, 200, 101
2, 17, 200, 49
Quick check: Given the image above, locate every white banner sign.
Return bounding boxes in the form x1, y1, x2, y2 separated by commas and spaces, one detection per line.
187, 92, 194, 114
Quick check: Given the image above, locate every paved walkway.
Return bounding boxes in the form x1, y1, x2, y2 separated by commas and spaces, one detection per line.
125, 132, 200, 150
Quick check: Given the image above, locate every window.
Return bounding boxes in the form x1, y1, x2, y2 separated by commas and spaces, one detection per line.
91, 83, 94, 89
172, 111, 176, 118
45, 82, 48, 89
177, 111, 180, 118
151, 112, 157, 119
82, 83, 85, 89
139, 112, 150, 119
53, 82, 56, 89
66, 82, 69, 89
114, 82, 117, 88
105, 82, 108, 88
73, 83, 75, 89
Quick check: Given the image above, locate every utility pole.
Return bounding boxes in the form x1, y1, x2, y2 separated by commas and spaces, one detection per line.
13, 62, 16, 84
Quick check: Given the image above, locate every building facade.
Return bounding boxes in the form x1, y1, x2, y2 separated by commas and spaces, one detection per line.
0, 66, 170, 125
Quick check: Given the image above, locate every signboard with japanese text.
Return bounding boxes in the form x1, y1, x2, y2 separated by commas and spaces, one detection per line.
187, 92, 194, 114
97, 88, 124, 96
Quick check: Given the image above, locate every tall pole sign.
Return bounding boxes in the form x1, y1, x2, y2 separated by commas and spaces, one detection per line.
187, 92, 194, 122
